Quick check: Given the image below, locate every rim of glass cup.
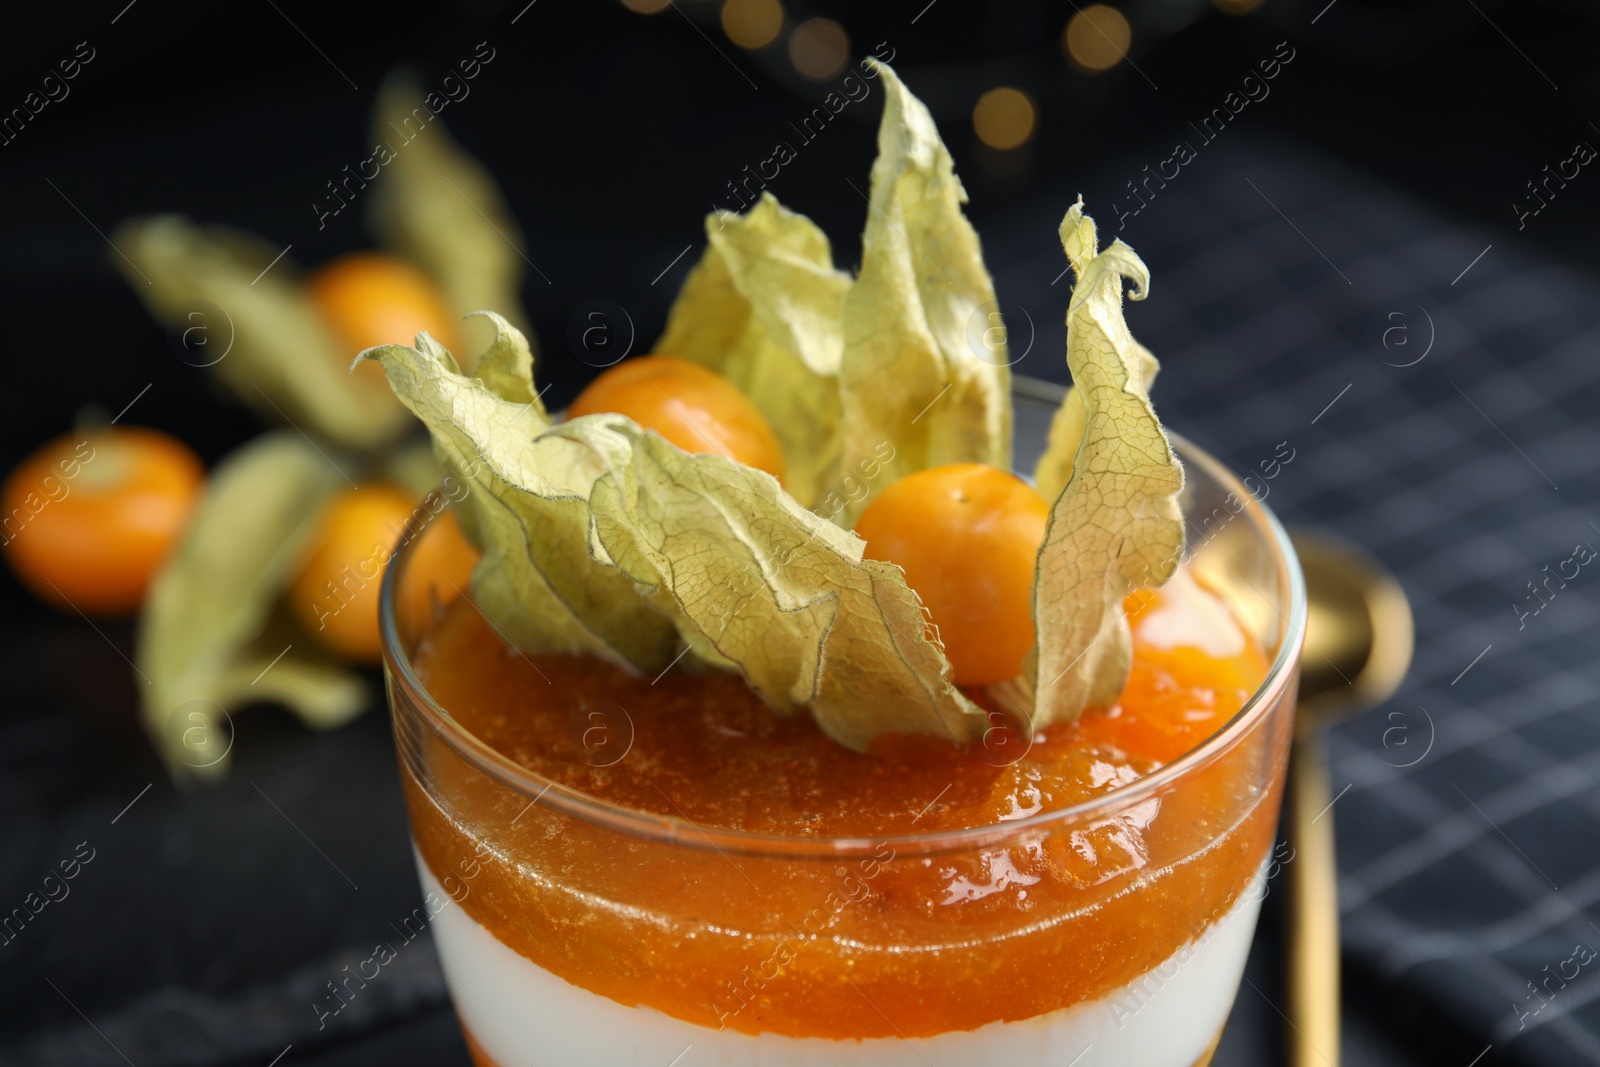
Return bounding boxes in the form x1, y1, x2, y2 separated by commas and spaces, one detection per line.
379, 376, 1306, 860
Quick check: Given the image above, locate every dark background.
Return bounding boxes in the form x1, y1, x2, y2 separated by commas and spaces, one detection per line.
2, 1, 1595, 1065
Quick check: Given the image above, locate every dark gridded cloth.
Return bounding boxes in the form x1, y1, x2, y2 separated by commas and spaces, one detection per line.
984, 135, 1600, 1067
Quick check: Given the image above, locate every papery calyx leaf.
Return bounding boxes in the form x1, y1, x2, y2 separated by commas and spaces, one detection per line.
835, 61, 1012, 525
138, 433, 364, 782
658, 194, 850, 509
365, 316, 985, 752
367, 74, 533, 360
111, 217, 414, 451
550, 419, 985, 752
1008, 200, 1184, 728
1034, 340, 1161, 503
359, 318, 679, 671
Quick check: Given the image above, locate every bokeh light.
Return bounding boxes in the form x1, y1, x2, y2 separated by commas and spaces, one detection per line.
621, 0, 671, 14
973, 87, 1037, 151
789, 18, 849, 80
1063, 5, 1132, 73
721, 0, 783, 50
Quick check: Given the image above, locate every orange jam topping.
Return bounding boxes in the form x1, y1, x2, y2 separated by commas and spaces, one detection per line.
404, 570, 1282, 1040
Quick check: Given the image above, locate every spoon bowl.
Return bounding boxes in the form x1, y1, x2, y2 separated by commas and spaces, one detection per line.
1296, 530, 1414, 721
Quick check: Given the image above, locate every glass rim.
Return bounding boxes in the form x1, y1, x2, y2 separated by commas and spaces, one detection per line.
379, 375, 1306, 860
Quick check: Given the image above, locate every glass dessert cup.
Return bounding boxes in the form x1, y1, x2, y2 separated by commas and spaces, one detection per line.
379, 378, 1305, 1067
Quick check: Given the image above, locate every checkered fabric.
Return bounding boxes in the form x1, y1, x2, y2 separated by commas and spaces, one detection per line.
983, 137, 1600, 1066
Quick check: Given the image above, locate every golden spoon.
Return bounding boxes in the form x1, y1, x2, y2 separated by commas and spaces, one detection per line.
1285, 529, 1414, 1067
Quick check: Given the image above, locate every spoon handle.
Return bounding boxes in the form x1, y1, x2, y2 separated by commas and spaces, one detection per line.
1287, 730, 1341, 1066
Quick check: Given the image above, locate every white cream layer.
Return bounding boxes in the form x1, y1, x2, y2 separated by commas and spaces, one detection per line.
417, 851, 1263, 1067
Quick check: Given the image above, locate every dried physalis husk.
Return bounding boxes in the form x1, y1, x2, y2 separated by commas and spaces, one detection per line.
661, 64, 1010, 522
658, 194, 850, 510
364, 316, 986, 752
567, 420, 984, 751
112, 217, 415, 451
361, 73, 1179, 752
367, 73, 532, 361
834, 61, 1012, 525
138, 433, 365, 781
362, 313, 679, 671
1034, 340, 1161, 504
991, 200, 1185, 728
115, 79, 531, 447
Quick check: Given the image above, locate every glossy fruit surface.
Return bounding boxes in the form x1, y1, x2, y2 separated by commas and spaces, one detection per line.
853, 463, 1049, 686
566, 356, 786, 480
2, 427, 204, 616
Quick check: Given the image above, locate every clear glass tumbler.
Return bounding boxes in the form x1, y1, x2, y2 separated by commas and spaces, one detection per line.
380, 377, 1304, 1067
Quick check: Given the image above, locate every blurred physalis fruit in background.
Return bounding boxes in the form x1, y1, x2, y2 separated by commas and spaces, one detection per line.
307, 252, 463, 378
3, 427, 204, 616
289, 484, 415, 664
289, 484, 478, 664
396, 507, 479, 635
567, 355, 787, 481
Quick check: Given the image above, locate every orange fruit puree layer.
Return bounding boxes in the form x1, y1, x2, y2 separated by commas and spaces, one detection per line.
405, 576, 1283, 1040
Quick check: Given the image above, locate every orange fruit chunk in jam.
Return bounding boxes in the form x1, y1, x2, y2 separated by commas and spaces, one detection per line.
406, 571, 1279, 1040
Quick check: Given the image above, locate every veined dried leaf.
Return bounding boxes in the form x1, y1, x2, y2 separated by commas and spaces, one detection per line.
366, 316, 983, 751
554, 420, 985, 751
1034, 340, 1160, 502
659, 194, 850, 508
368, 75, 532, 359
112, 216, 414, 451
359, 74, 1177, 752
359, 316, 678, 671
138, 433, 361, 781
836, 62, 1011, 524
1015, 201, 1185, 728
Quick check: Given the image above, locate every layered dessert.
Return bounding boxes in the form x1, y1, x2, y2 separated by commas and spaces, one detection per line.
404, 570, 1277, 1067
372, 61, 1299, 1067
